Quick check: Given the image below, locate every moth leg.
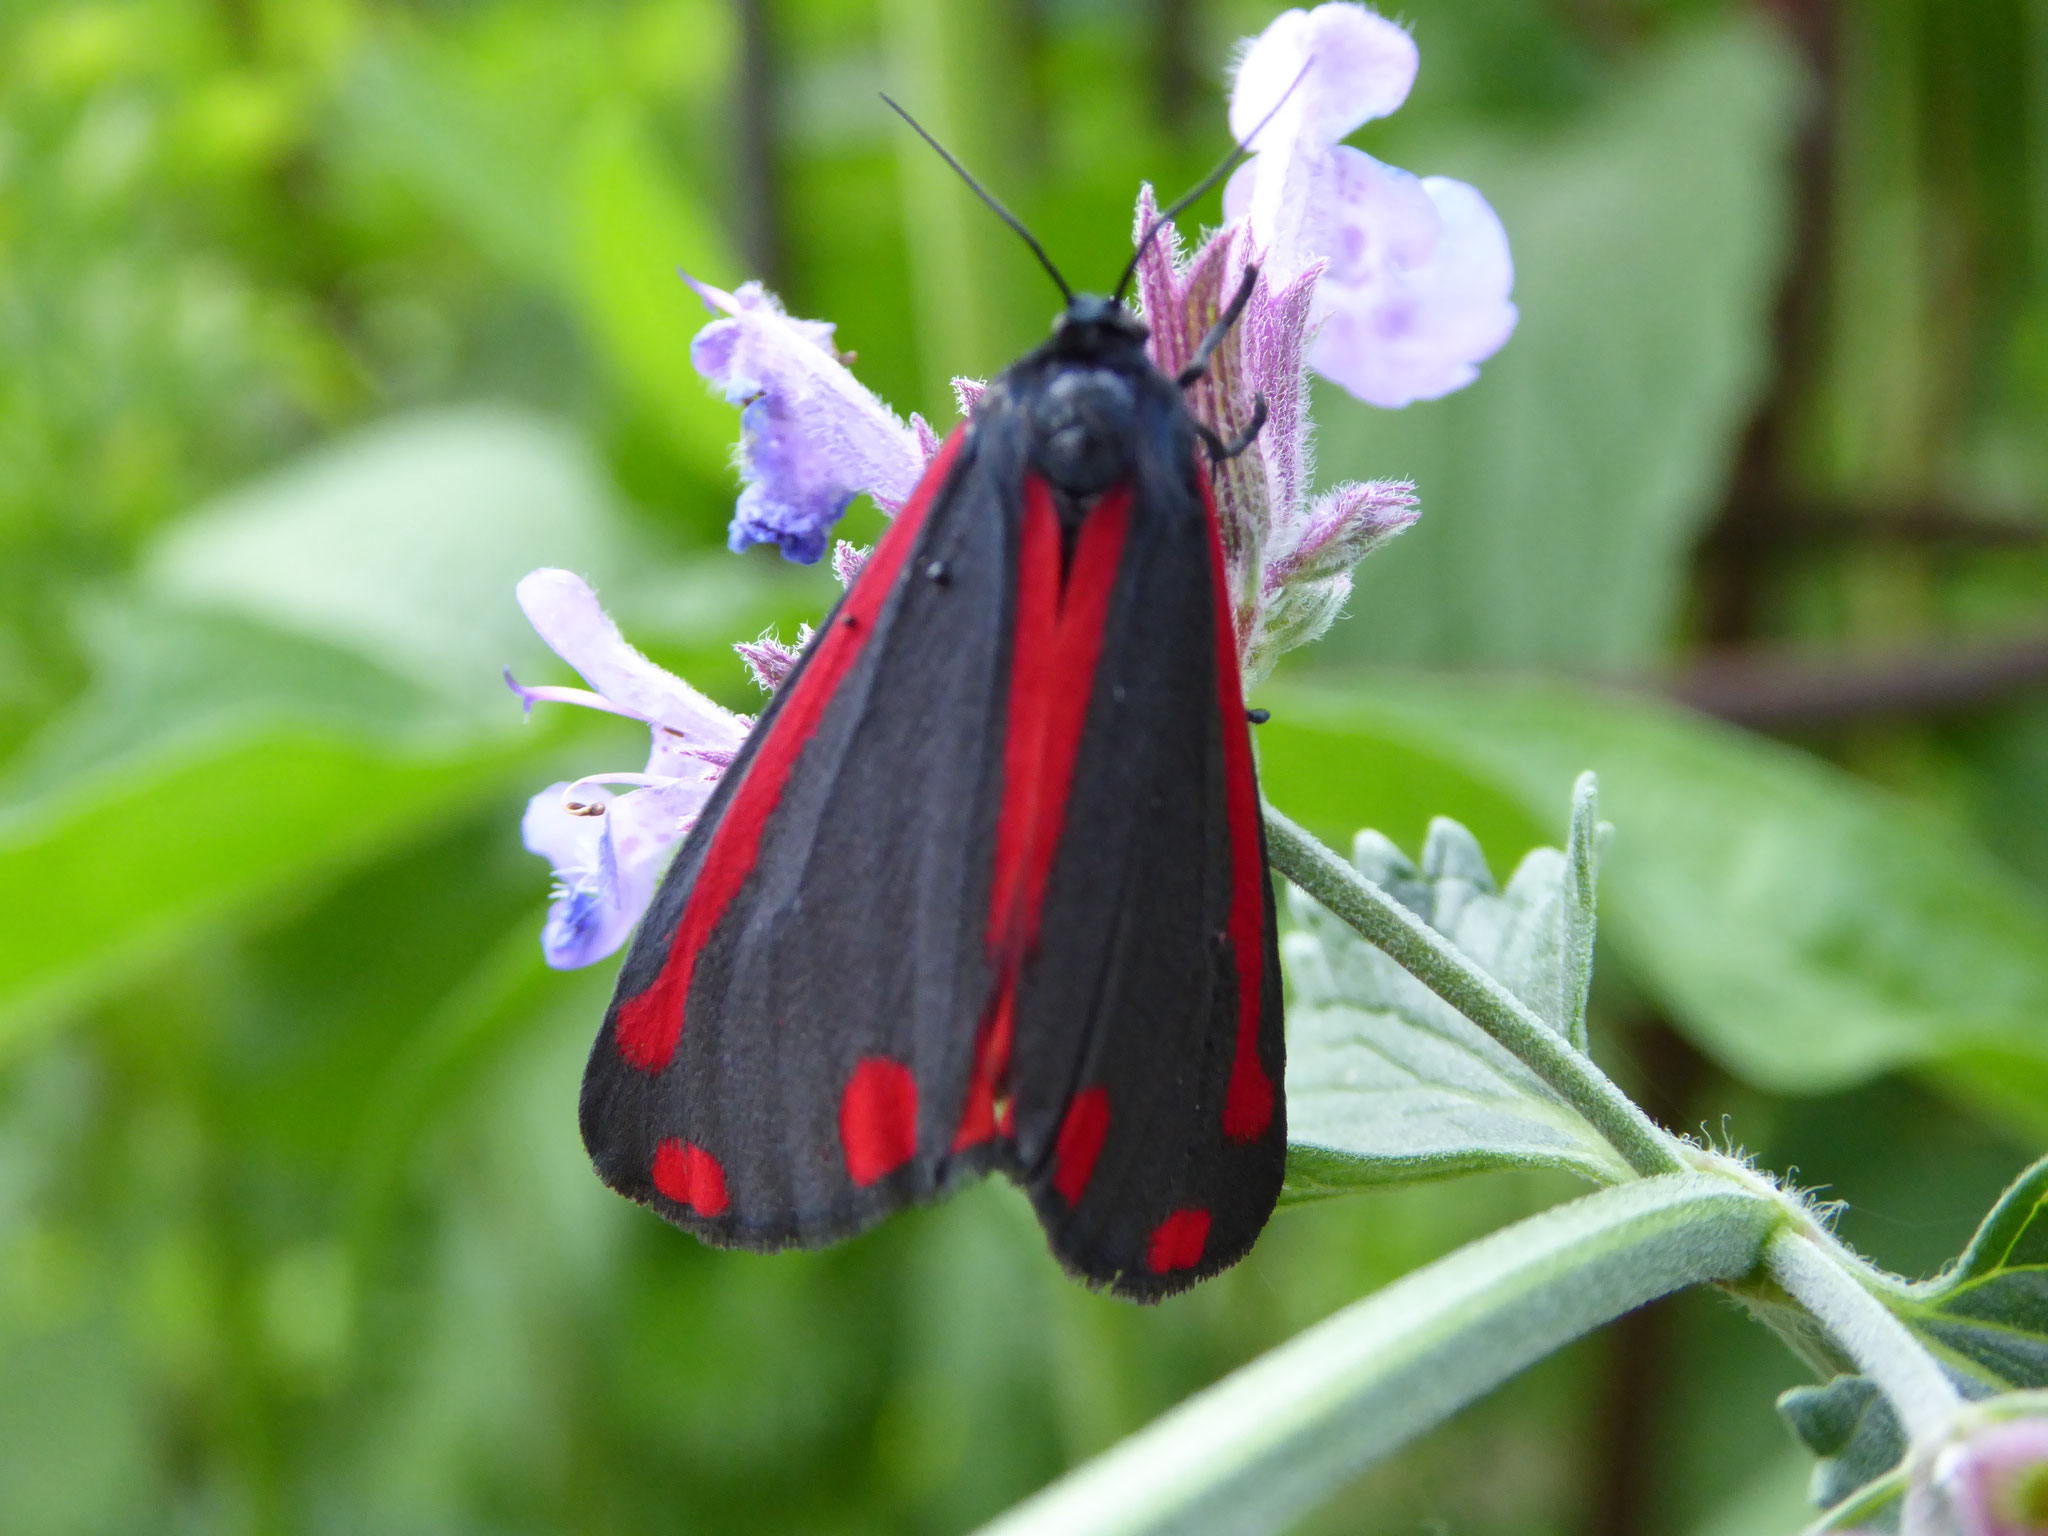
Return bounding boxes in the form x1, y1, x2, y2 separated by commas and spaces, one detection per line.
1194, 393, 1269, 463
1176, 264, 1260, 389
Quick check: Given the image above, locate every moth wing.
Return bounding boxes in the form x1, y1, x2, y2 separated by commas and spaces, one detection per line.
579, 426, 1027, 1249
1003, 443, 1286, 1301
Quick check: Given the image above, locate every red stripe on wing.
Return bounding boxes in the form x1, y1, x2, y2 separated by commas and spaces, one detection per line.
613, 430, 968, 1074
954, 478, 1133, 1150
1199, 472, 1275, 1143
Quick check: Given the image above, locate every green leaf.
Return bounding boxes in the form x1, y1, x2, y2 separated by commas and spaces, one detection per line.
1562, 771, 1602, 1055
341, 42, 568, 284
140, 406, 637, 703
1903, 1153, 2048, 1391
975, 1175, 1780, 1536
1320, 14, 1801, 671
0, 406, 672, 1047
1778, 1375, 1905, 1514
1260, 676, 2048, 1100
1283, 803, 1633, 1196
0, 604, 570, 1054
569, 107, 741, 476
1779, 1156, 2048, 1515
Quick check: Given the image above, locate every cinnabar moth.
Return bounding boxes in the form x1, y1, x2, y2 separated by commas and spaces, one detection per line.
578, 107, 1287, 1301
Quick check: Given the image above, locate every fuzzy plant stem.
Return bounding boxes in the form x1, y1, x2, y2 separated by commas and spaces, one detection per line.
1262, 803, 1686, 1181
1766, 1227, 1964, 1442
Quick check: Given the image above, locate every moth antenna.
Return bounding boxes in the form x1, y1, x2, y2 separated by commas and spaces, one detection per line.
880, 94, 1074, 304
1113, 58, 1316, 304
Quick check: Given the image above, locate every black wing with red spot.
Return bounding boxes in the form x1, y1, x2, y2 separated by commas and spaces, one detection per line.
577, 332, 1284, 1300
977, 400, 1285, 1300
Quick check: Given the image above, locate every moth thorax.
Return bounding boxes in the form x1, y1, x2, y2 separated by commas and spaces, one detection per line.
1030, 366, 1136, 500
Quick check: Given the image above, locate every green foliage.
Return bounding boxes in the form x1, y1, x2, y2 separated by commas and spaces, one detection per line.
1320, 13, 1800, 669
1283, 802, 1633, 1195
1, 0, 2043, 1532
1263, 679, 2048, 1109
978, 1176, 1781, 1536
0, 404, 667, 1048
1909, 1152, 2048, 1390
1780, 1374, 1908, 1518
143, 406, 638, 697
1780, 1155, 2048, 1516
571, 107, 742, 476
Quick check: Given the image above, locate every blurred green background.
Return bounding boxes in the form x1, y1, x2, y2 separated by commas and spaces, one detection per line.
2, 0, 2045, 1531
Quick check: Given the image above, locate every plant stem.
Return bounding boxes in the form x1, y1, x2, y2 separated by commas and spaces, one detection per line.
1766, 1227, 1963, 1441
974, 1176, 1781, 1536
1263, 804, 1686, 1181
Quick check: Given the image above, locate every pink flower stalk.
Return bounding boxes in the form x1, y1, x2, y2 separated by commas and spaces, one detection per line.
1132, 189, 1417, 681
732, 626, 808, 694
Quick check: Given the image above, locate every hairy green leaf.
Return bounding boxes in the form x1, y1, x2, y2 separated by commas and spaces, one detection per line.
1283, 799, 1632, 1196
1260, 678, 2048, 1103
975, 1176, 1780, 1536
1779, 1375, 1905, 1514
1779, 1155, 2048, 1515
1892, 1153, 2048, 1392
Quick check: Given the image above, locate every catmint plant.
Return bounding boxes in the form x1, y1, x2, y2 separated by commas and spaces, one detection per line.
505, 568, 745, 968
506, 4, 2048, 1531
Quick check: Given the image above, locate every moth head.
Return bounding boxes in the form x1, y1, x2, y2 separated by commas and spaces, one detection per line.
1050, 295, 1149, 359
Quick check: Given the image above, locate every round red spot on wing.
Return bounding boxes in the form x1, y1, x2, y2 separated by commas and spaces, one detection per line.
651, 1138, 729, 1216
1146, 1208, 1212, 1274
1051, 1086, 1110, 1206
840, 1057, 919, 1186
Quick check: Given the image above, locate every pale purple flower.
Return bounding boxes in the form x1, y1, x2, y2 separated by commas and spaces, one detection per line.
508, 569, 747, 968
686, 276, 929, 563
1133, 188, 1417, 682
1223, 3, 1517, 408
1909, 1412, 2048, 1536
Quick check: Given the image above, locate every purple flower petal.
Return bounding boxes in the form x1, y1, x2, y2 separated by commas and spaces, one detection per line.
686, 276, 923, 564
1310, 174, 1518, 408
521, 781, 631, 969
1933, 1415, 2048, 1536
515, 569, 745, 749
1228, 4, 1418, 281
511, 569, 748, 967
522, 777, 712, 969
1227, 149, 1516, 409
502, 669, 653, 725
907, 411, 944, 469
1128, 185, 1419, 682
1229, 4, 1418, 148
1225, 5, 1516, 409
